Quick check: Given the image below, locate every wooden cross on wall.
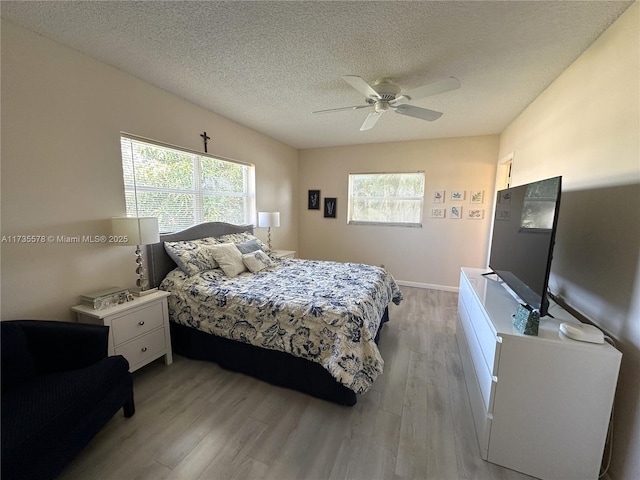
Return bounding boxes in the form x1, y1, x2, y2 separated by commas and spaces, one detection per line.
200, 131, 211, 153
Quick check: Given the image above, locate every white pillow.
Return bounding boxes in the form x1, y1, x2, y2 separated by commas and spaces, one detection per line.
242, 250, 275, 273
209, 243, 246, 278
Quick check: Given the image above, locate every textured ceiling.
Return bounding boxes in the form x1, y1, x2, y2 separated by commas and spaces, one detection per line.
1, 1, 633, 149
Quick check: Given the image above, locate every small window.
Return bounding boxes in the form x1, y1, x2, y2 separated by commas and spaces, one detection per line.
348, 172, 425, 227
121, 135, 255, 233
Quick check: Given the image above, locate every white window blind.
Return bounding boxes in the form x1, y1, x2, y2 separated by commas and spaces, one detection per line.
348, 172, 425, 227
120, 135, 255, 233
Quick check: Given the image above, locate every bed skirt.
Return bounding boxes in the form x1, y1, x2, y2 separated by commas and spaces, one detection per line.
169, 308, 389, 406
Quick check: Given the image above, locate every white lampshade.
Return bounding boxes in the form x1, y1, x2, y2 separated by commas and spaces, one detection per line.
258, 212, 280, 228
111, 217, 160, 246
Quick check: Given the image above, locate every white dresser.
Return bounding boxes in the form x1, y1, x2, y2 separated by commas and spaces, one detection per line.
72, 290, 173, 372
456, 267, 621, 480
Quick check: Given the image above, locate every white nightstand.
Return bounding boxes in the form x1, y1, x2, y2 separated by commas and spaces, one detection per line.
72, 290, 173, 372
271, 249, 296, 259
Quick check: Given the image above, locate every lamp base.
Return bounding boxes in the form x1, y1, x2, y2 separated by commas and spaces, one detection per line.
131, 287, 159, 297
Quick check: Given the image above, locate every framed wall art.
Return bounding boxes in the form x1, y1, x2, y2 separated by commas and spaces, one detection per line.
467, 208, 484, 219
450, 206, 463, 219
308, 190, 321, 210
324, 197, 337, 218
470, 190, 484, 203
450, 190, 465, 201
431, 208, 446, 218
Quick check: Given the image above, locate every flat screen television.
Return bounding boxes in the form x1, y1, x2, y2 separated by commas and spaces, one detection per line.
488, 175, 562, 317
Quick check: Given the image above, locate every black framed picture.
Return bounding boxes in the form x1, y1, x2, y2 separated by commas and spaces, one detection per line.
308, 190, 320, 210
324, 197, 337, 218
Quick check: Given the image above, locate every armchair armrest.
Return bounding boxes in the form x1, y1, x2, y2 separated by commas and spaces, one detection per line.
12, 320, 109, 374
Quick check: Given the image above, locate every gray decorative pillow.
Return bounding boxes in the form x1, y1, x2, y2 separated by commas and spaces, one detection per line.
217, 232, 270, 252
242, 250, 275, 273
236, 239, 262, 254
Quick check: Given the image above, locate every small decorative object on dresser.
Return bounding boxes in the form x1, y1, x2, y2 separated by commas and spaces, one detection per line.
72, 290, 172, 372
512, 303, 540, 335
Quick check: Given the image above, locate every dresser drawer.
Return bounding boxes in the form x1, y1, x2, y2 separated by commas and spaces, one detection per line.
459, 274, 501, 376
115, 327, 166, 370
456, 315, 492, 459
111, 302, 164, 346
458, 295, 497, 414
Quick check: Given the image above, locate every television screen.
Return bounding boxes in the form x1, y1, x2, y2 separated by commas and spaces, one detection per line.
488, 176, 562, 316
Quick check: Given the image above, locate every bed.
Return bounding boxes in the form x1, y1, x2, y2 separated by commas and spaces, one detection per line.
147, 222, 402, 406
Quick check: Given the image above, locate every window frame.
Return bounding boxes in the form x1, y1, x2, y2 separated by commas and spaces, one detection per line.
347, 171, 425, 228
120, 133, 256, 233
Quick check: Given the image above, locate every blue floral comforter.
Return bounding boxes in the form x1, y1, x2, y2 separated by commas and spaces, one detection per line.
160, 258, 403, 394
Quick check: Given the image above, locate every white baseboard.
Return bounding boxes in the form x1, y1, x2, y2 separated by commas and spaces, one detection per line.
396, 280, 459, 293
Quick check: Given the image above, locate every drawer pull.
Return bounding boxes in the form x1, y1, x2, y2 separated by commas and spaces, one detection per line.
141, 347, 148, 352
139, 321, 145, 326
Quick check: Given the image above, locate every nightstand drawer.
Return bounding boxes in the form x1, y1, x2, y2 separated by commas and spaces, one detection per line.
111, 302, 164, 346
115, 327, 166, 369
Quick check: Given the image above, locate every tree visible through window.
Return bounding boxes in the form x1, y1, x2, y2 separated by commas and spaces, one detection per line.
120, 135, 255, 233
348, 172, 425, 226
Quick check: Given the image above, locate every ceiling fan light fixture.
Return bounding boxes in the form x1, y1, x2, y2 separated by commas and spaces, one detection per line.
374, 101, 390, 113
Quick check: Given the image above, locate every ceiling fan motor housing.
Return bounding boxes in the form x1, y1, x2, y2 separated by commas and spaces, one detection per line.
372, 78, 401, 101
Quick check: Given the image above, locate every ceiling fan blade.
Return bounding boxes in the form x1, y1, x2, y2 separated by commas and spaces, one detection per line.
395, 104, 443, 121
342, 75, 381, 100
393, 77, 460, 105
360, 111, 382, 131
312, 105, 372, 114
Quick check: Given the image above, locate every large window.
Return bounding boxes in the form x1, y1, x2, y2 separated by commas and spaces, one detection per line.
120, 134, 255, 232
347, 172, 425, 227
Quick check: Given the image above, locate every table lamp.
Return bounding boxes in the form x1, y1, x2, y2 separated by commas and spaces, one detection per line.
258, 211, 280, 250
111, 217, 160, 295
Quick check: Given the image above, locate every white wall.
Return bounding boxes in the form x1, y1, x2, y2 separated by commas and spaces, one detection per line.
1, 19, 299, 321
298, 135, 499, 289
499, 4, 639, 478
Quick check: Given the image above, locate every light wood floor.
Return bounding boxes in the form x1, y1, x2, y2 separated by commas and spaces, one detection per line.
58, 287, 533, 480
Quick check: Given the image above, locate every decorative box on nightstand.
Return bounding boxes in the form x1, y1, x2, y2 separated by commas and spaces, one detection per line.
72, 290, 173, 372
271, 249, 296, 259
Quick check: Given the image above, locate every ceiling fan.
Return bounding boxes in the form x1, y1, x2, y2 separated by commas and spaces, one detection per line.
313, 75, 460, 131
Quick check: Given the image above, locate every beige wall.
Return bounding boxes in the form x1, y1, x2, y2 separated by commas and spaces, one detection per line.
3, 4, 638, 476
1, 20, 299, 321
299, 136, 500, 289
499, 4, 639, 478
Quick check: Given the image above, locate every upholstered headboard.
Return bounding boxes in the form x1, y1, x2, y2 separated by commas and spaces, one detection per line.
146, 222, 254, 288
